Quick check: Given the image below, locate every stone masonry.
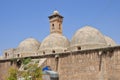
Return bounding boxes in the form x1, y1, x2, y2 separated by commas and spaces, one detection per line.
0, 46, 120, 80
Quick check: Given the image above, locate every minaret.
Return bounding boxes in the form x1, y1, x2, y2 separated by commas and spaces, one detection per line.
48, 11, 63, 34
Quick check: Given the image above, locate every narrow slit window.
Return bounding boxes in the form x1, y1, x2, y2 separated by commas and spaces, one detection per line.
52, 24, 54, 29
59, 24, 61, 30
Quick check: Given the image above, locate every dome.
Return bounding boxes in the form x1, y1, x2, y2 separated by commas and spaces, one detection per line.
104, 36, 116, 46
53, 10, 59, 15
39, 33, 70, 54
16, 38, 40, 56
70, 26, 107, 50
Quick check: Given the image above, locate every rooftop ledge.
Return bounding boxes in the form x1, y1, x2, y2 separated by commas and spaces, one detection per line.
0, 45, 120, 62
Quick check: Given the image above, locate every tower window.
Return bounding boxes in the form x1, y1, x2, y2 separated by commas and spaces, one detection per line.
52, 50, 55, 53
59, 24, 61, 30
77, 46, 81, 50
52, 24, 54, 27
52, 24, 54, 29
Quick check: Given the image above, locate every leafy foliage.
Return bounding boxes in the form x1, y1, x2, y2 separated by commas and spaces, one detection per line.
7, 67, 18, 80
22, 58, 31, 65
7, 58, 42, 80
27, 63, 42, 80
18, 63, 42, 80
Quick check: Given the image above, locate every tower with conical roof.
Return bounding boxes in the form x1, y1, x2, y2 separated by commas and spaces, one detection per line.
48, 11, 63, 34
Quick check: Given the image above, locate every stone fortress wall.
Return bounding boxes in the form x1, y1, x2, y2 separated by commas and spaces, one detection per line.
43, 46, 120, 80
0, 60, 17, 80
1, 46, 120, 80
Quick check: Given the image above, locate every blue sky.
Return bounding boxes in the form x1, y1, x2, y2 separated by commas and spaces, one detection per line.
0, 0, 120, 55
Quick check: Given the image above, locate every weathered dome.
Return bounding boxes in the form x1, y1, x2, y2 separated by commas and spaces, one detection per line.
104, 36, 116, 46
16, 38, 40, 56
70, 26, 107, 51
39, 33, 70, 54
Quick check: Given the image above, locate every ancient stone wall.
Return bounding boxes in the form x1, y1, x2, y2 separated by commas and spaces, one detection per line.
105, 49, 120, 80
57, 51, 100, 80
44, 47, 120, 80
0, 46, 120, 80
0, 60, 17, 80
0, 61, 11, 80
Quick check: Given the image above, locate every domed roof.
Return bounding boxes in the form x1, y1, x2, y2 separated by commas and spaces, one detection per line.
17, 38, 40, 53
70, 26, 107, 50
39, 33, 70, 54
104, 36, 116, 46
53, 10, 59, 15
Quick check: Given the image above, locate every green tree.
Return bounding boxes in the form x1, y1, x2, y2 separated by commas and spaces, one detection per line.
7, 67, 18, 80
22, 58, 31, 65
27, 63, 42, 80
7, 58, 42, 80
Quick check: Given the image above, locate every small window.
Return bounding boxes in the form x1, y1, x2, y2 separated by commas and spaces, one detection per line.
77, 46, 81, 50
52, 24, 54, 27
43, 51, 45, 54
8, 54, 9, 56
17, 54, 20, 57
5, 53, 7, 58
52, 50, 55, 53
59, 24, 61, 30
52, 24, 54, 30
64, 50, 67, 52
